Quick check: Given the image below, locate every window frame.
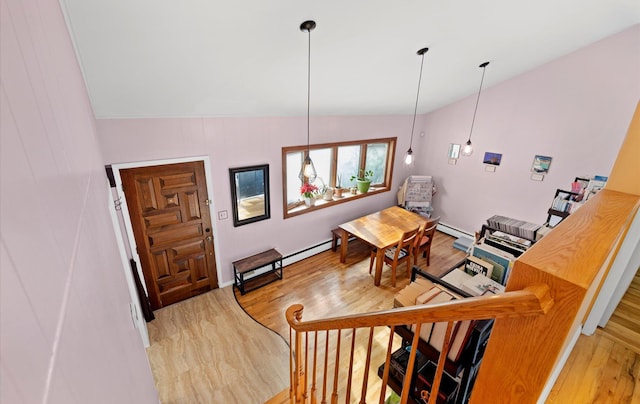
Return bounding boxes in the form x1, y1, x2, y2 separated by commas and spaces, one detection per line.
282, 137, 397, 218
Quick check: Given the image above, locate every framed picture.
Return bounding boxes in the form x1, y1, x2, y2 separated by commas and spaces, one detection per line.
483, 152, 502, 166
448, 143, 461, 159
531, 155, 552, 174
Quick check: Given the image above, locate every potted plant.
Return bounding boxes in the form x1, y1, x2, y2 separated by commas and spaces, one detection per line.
334, 173, 344, 198
350, 169, 374, 194
300, 183, 318, 207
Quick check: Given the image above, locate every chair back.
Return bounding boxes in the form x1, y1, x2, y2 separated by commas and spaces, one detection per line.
415, 216, 440, 249
423, 216, 440, 240
388, 227, 420, 262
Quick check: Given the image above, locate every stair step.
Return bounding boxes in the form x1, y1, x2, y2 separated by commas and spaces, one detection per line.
599, 319, 640, 354
616, 297, 640, 315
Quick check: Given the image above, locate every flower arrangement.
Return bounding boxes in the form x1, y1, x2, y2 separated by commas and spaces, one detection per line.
300, 183, 318, 198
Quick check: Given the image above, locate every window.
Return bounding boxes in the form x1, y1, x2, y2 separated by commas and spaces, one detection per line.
282, 137, 397, 218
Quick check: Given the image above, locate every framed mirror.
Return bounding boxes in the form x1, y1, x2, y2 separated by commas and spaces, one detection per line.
229, 164, 270, 227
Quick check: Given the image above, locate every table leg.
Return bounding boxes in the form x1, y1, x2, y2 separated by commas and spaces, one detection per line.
374, 249, 384, 286
339, 231, 348, 263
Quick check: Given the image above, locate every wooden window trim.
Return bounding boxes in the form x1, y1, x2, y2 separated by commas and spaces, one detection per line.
282, 137, 397, 219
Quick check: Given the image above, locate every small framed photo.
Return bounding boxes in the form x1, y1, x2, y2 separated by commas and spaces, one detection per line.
483, 152, 502, 166
448, 143, 461, 159
531, 155, 552, 174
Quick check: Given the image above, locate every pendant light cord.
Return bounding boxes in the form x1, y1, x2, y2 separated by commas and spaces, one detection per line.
306, 27, 311, 155
409, 50, 427, 147
468, 62, 489, 143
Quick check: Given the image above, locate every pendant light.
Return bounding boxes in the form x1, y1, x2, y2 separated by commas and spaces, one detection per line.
298, 20, 317, 182
462, 61, 490, 157
405, 47, 429, 165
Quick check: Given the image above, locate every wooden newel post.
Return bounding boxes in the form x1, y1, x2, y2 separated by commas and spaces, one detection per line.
287, 305, 306, 404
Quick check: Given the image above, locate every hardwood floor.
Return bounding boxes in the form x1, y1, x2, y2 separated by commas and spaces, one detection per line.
146, 231, 639, 403
548, 268, 640, 403
596, 269, 640, 353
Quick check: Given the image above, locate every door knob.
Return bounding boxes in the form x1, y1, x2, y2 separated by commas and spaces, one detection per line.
206, 236, 213, 242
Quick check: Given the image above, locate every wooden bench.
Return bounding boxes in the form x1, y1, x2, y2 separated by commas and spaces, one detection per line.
233, 248, 283, 295
331, 227, 354, 260
331, 228, 349, 252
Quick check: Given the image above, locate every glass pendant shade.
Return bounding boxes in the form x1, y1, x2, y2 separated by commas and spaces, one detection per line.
404, 148, 413, 165
298, 154, 317, 182
461, 140, 473, 156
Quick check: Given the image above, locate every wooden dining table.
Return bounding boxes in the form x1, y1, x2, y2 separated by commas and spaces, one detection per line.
338, 206, 428, 286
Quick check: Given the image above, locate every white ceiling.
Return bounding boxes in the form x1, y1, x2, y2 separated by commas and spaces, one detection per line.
60, 0, 640, 119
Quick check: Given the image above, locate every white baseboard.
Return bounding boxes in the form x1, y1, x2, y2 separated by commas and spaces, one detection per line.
437, 222, 474, 240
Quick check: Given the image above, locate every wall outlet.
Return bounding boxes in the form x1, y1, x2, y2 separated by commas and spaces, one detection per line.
217, 210, 228, 220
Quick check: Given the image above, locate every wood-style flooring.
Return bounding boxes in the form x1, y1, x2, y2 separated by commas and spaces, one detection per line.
596, 269, 640, 353
146, 232, 639, 403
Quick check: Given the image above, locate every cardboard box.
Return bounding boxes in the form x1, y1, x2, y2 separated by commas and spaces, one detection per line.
393, 278, 435, 308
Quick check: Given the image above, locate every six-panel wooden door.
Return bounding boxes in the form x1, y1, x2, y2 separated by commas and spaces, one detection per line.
121, 161, 218, 310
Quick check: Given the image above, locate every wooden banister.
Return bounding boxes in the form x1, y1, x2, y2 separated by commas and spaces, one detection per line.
285, 284, 553, 404
285, 284, 552, 332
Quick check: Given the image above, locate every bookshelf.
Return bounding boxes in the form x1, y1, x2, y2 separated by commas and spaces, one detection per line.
546, 176, 607, 227
474, 216, 540, 285
546, 188, 581, 227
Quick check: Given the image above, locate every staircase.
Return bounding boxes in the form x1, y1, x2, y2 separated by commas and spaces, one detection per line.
269, 285, 552, 404
598, 268, 640, 353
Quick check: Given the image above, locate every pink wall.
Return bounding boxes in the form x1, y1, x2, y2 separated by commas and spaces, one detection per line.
97, 115, 417, 284
97, 26, 638, 286
0, 0, 157, 402
417, 25, 640, 234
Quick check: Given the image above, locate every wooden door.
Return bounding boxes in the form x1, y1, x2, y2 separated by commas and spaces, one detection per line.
121, 161, 218, 310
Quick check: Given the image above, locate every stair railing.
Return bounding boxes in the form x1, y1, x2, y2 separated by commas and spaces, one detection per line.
285, 283, 553, 404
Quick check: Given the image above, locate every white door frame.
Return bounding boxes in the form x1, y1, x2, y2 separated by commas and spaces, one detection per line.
109, 155, 221, 345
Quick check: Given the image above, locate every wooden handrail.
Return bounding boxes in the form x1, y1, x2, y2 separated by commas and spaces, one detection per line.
286, 283, 553, 332
284, 284, 553, 404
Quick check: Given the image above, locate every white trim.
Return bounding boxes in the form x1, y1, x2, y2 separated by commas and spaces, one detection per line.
110, 156, 222, 307
436, 222, 474, 240
107, 187, 150, 347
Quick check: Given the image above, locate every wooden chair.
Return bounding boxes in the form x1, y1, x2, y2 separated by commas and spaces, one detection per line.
413, 217, 440, 266
368, 227, 420, 287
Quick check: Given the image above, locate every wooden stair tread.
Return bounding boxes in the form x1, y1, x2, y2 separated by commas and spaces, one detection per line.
616, 298, 640, 315
599, 322, 640, 354
609, 312, 640, 330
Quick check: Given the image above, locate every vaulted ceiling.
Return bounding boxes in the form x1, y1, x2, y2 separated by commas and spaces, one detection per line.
61, 0, 640, 119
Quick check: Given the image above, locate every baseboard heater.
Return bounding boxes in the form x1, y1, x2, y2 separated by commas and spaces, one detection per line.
281, 235, 357, 268
437, 222, 475, 253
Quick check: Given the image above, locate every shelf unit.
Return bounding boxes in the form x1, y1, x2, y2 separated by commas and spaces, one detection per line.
546, 188, 582, 227
478, 224, 535, 258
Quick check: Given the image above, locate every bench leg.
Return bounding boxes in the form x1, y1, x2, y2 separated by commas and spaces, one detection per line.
339, 232, 348, 263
